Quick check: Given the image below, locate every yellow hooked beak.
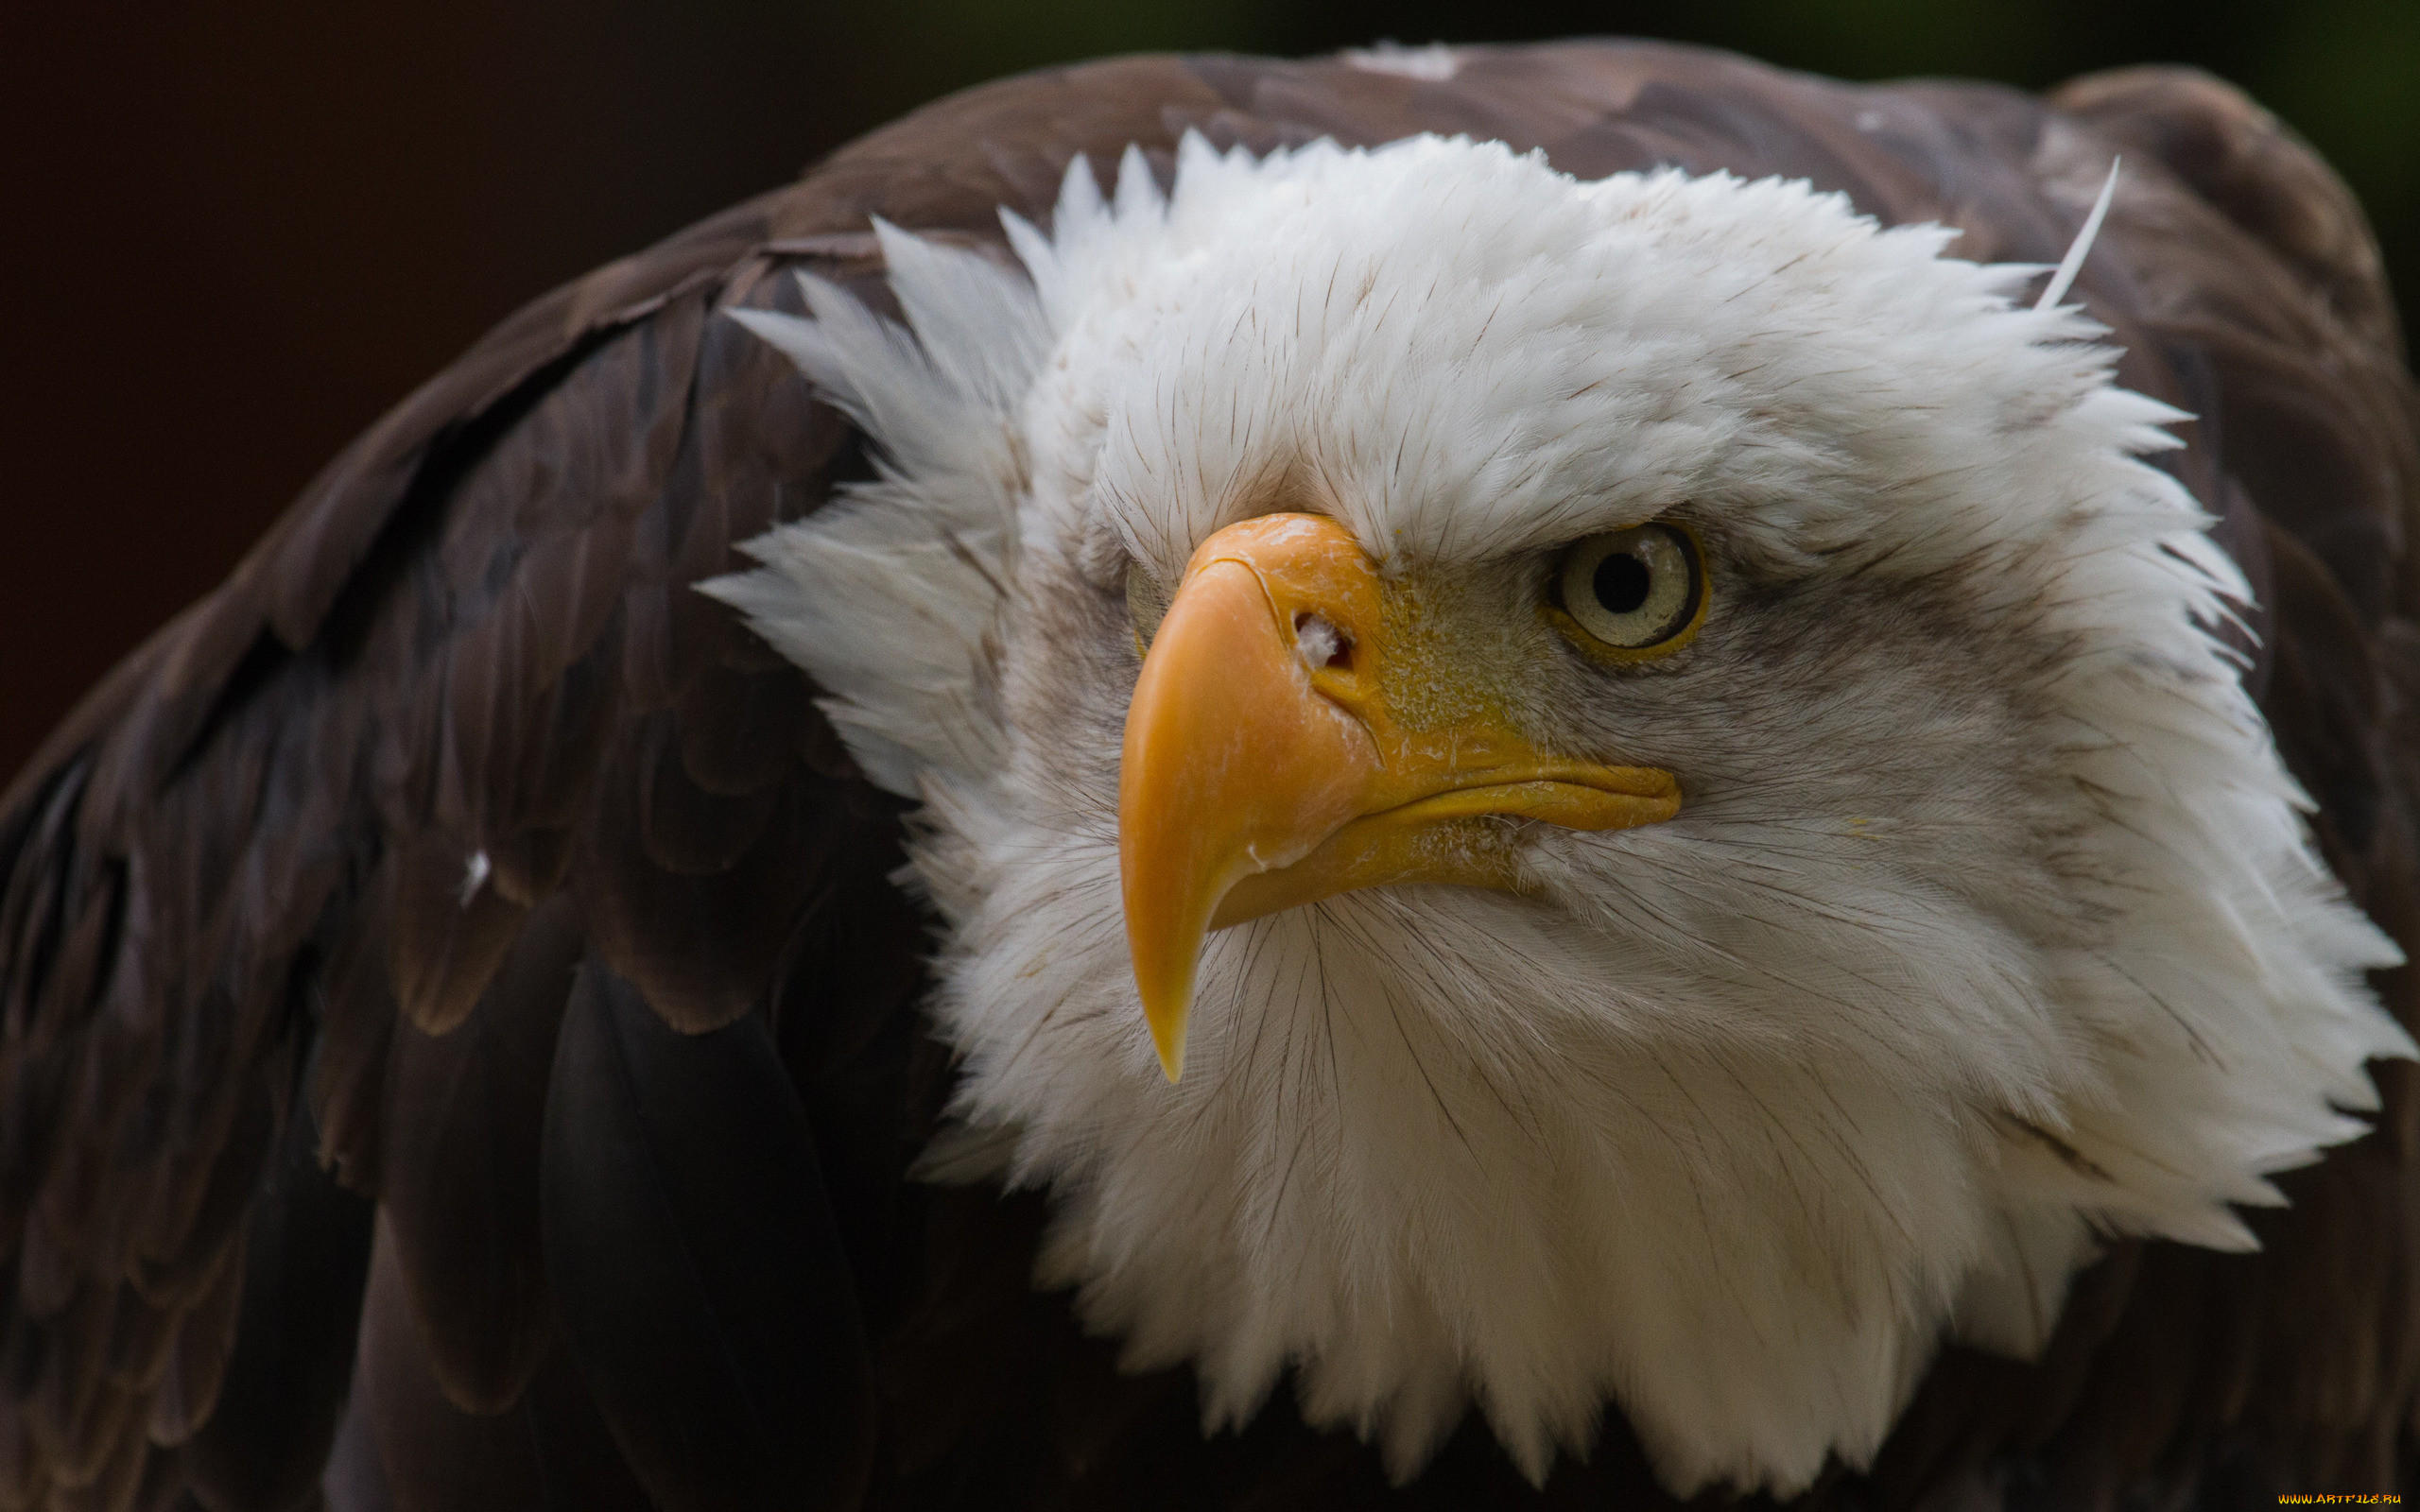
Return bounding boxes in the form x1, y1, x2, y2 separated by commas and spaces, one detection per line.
1118, 513, 1681, 1081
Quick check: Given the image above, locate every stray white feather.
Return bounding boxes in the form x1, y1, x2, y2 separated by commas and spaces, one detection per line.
2036, 157, 2121, 312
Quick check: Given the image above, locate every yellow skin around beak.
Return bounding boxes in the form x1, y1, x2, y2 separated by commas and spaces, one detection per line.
1118, 513, 1682, 1081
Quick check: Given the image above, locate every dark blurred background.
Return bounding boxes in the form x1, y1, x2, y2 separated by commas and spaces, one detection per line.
3, 0, 2414, 780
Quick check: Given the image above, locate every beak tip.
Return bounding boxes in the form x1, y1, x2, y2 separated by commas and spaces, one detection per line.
1144, 993, 1190, 1083
1124, 855, 1208, 1087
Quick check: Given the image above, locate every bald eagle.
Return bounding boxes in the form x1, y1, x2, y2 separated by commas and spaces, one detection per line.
2, 37, 2415, 1512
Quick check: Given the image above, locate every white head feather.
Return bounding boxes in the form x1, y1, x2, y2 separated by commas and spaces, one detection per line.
709, 133, 2412, 1495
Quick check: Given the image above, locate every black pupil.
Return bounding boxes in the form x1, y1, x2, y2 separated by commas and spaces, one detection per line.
1592, 551, 1652, 615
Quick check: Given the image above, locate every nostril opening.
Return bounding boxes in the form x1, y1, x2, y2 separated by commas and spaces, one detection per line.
1293, 611, 1355, 671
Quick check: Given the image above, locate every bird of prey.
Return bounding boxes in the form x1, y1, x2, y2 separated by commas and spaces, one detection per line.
2, 36, 2415, 1512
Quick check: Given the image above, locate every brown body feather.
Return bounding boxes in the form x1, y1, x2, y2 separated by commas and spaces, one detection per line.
0, 41, 2412, 1510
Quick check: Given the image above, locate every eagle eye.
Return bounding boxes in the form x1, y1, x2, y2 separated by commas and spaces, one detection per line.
1547, 524, 1707, 661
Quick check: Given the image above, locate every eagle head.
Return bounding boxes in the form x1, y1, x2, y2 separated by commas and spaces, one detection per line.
711, 134, 2411, 1495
